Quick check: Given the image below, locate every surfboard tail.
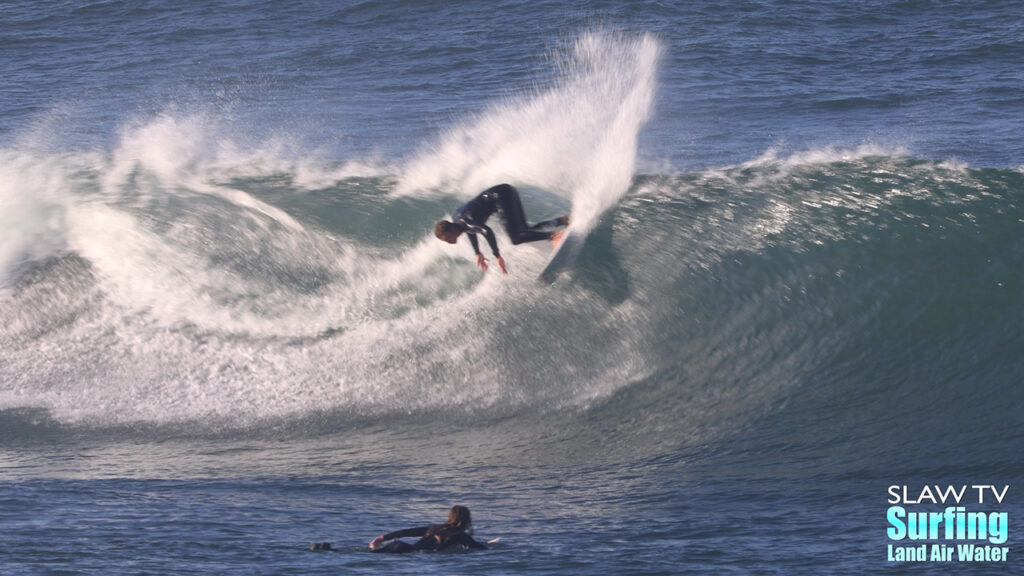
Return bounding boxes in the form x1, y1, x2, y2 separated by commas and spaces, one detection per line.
538, 230, 584, 284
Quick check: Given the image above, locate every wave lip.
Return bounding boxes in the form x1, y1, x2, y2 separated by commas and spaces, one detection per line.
396, 30, 660, 233
0, 150, 79, 289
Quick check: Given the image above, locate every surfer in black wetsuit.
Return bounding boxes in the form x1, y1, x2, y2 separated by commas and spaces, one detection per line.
434, 183, 569, 274
368, 505, 489, 553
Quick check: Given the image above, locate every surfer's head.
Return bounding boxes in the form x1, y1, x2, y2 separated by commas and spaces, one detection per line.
447, 505, 472, 532
424, 505, 474, 542
434, 220, 462, 244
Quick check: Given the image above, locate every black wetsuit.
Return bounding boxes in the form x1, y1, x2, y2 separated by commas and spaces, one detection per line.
373, 525, 488, 553
453, 183, 564, 258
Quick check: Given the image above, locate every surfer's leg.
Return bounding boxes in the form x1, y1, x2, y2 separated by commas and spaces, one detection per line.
532, 215, 569, 230
495, 184, 555, 245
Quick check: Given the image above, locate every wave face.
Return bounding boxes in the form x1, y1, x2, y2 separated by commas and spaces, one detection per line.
3, 134, 1022, 457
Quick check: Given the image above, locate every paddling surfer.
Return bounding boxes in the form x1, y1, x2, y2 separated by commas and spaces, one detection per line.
368, 505, 490, 553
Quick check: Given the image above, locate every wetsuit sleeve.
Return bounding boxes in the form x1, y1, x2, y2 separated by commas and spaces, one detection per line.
382, 526, 429, 540
479, 225, 500, 258
462, 222, 501, 258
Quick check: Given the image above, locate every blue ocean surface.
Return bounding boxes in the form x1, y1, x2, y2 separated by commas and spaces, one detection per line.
2, 1, 1022, 574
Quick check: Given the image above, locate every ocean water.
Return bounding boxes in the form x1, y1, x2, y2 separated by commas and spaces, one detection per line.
2, 1, 1022, 574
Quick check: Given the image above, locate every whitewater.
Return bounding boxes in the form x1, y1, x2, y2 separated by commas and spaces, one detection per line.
1, 31, 662, 428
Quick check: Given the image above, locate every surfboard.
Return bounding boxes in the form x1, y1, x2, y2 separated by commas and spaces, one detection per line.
538, 229, 584, 284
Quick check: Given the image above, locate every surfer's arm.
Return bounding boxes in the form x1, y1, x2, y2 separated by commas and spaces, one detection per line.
382, 527, 429, 540
466, 232, 482, 255
461, 221, 500, 258
464, 234, 489, 271
370, 526, 429, 549
480, 226, 500, 258
461, 222, 505, 273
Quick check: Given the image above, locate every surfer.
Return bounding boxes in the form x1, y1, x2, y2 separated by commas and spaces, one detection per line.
368, 505, 489, 553
434, 183, 569, 273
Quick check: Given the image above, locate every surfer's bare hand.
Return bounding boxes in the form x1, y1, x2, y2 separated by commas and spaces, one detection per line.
476, 253, 488, 271
497, 256, 508, 274
369, 535, 384, 550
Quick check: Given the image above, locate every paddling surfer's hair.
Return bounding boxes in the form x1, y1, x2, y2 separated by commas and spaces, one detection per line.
426, 505, 473, 541
446, 505, 472, 528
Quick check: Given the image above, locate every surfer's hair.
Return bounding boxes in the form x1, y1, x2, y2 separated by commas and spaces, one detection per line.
446, 505, 472, 529
434, 220, 456, 239
422, 505, 474, 542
